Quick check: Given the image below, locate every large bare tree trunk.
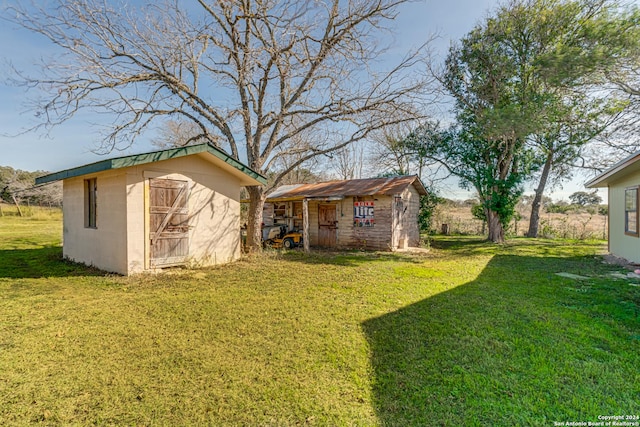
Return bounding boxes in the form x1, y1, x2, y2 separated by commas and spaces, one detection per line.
245, 186, 266, 252
487, 209, 505, 243
526, 153, 553, 238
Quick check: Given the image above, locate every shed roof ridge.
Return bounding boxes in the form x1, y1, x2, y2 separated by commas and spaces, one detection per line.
35, 143, 266, 186
265, 175, 426, 199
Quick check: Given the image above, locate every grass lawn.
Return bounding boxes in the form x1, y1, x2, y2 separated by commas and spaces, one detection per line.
1, 209, 639, 425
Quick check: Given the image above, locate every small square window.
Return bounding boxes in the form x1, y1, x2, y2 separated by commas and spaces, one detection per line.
85, 178, 97, 228
625, 187, 638, 236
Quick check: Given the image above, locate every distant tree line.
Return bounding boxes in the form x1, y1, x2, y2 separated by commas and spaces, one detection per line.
0, 166, 61, 208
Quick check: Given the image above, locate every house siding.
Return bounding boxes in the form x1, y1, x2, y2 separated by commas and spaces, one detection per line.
305, 196, 394, 250
608, 170, 640, 264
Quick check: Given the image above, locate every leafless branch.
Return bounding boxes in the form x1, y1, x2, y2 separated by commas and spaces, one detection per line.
3, 0, 435, 249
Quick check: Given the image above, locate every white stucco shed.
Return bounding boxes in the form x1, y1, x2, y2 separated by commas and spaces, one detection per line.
586, 150, 640, 265
36, 143, 266, 275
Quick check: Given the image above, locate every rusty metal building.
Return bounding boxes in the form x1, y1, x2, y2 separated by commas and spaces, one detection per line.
263, 175, 427, 251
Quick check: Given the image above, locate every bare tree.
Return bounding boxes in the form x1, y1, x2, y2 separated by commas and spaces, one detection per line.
5, 0, 431, 250
370, 121, 445, 181
329, 141, 366, 180
267, 142, 328, 186
370, 125, 414, 176
0, 166, 62, 209
151, 119, 215, 149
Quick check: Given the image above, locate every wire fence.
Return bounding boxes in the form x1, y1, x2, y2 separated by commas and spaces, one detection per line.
432, 206, 608, 240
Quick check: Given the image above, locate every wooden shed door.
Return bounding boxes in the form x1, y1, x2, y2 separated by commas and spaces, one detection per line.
318, 204, 337, 247
149, 178, 189, 267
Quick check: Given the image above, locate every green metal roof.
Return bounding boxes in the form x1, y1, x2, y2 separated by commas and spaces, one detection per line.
35, 143, 267, 186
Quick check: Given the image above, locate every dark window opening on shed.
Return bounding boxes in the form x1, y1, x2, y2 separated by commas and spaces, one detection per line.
85, 178, 97, 229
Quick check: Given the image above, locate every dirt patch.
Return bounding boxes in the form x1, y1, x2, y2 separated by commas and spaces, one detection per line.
395, 246, 430, 255
602, 253, 640, 271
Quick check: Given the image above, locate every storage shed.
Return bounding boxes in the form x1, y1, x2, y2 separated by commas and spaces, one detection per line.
262, 176, 427, 251
586, 150, 640, 265
36, 143, 266, 275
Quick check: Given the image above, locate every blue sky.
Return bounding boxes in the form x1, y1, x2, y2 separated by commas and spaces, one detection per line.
0, 0, 614, 199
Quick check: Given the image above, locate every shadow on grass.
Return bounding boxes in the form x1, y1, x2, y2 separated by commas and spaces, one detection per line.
278, 248, 427, 267
428, 235, 489, 250
0, 247, 105, 278
362, 253, 639, 425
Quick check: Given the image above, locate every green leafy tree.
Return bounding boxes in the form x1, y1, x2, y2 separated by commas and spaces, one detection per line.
471, 203, 487, 223
425, 0, 639, 242
418, 190, 441, 233
524, 0, 640, 237
429, 4, 542, 242
569, 190, 602, 206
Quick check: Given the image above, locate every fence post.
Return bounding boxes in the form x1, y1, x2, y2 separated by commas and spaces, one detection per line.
12, 195, 23, 217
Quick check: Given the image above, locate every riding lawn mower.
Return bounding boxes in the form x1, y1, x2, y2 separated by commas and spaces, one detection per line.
262, 225, 303, 249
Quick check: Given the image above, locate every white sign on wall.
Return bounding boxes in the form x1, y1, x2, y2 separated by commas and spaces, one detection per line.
354, 201, 374, 227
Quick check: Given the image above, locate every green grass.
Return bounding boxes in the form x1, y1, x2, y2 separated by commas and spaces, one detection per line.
1, 215, 639, 425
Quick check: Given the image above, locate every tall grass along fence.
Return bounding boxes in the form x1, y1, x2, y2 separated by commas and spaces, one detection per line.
433, 207, 608, 240
0, 203, 62, 220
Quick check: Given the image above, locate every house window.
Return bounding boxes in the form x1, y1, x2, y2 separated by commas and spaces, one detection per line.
85, 178, 97, 228
625, 187, 638, 236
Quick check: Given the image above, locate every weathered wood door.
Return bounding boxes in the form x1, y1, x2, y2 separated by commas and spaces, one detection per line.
393, 196, 404, 249
318, 204, 337, 247
149, 178, 189, 267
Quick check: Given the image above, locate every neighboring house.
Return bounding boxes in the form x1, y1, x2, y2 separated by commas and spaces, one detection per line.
262, 176, 427, 251
586, 150, 640, 264
36, 143, 266, 275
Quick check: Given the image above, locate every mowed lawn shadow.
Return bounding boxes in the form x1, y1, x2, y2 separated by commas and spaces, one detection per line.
362, 253, 640, 425
279, 248, 428, 267
0, 247, 105, 278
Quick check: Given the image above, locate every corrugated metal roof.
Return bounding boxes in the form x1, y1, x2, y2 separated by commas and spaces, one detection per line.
266, 175, 427, 200
267, 184, 305, 199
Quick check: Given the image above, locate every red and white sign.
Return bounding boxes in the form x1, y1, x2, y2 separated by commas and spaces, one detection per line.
353, 201, 374, 227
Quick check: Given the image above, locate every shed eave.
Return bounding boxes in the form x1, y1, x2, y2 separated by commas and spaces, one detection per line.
35, 143, 266, 186
307, 196, 345, 201
262, 175, 428, 201
411, 177, 429, 196
585, 151, 640, 188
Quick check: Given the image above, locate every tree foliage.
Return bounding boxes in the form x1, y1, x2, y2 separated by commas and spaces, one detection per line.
569, 190, 602, 206
421, 0, 639, 242
522, 0, 640, 237
418, 190, 441, 233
